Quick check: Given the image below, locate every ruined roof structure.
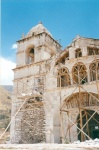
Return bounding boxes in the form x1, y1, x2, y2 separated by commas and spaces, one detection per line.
9, 22, 99, 144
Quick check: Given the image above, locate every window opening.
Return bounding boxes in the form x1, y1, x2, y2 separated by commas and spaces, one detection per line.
57, 68, 71, 87
87, 47, 99, 56
72, 63, 87, 84
75, 49, 82, 58
90, 60, 99, 81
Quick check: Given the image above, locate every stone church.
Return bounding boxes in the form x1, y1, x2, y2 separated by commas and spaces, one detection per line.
10, 22, 99, 144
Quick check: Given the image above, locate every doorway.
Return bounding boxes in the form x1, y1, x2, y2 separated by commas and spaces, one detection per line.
77, 110, 99, 141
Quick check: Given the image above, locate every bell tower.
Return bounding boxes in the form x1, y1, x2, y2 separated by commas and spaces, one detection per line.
16, 22, 61, 67
10, 22, 61, 144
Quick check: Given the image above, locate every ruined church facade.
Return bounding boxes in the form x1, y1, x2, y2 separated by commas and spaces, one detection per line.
10, 22, 99, 144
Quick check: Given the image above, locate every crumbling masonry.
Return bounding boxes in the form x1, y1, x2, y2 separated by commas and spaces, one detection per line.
10, 22, 99, 144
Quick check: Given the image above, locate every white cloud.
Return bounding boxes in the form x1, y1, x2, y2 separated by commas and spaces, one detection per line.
0, 57, 16, 85
11, 43, 17, 49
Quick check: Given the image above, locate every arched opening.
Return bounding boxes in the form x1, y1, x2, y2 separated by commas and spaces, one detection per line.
90, 60, 99, 81
75, 48, 82, 58
77, 110, 99, 141
72, 62, 87, 84
26, 46, 35, 64
65, 92, 99, 109
57, 68, 71, 87
61, 92, 99, 142
87, 47, 99, 56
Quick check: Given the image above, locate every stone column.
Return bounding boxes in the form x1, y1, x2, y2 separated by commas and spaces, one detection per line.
69, 48, 75, 59
45, 113, 54, 143
82, 47, 87, 57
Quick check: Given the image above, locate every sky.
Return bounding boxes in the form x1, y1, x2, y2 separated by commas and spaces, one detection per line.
1, 0, 99, 85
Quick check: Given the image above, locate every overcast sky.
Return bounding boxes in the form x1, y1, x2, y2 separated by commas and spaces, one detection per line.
1, 0, 99, 85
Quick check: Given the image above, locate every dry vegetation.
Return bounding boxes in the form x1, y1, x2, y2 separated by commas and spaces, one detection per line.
0, 86, 11, 110
0, 86, 12, 143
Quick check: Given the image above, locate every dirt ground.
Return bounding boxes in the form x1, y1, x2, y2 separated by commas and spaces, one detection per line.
0, 144, 99, 150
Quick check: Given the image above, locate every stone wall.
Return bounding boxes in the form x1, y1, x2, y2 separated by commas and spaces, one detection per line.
20, 100, 45, 144
11, 23, 99, 144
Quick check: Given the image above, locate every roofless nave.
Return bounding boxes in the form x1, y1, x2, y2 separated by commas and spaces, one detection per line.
9, 22, 99, 143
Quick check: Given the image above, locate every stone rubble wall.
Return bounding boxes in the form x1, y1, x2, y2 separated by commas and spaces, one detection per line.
21, 104, 46, 144
13, 101, 46, 144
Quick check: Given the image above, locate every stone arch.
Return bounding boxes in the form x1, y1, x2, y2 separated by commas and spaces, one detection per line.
89, 59, 99, 81
72, 62, 87, 84
63, 92, 99, 110
25, 44, 35, 64
61, 92, 99, 142
57, 67, 71, 87
61, 88, 98, 108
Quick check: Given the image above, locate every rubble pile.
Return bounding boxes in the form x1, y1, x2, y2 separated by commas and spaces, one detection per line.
73, 138, 99, 145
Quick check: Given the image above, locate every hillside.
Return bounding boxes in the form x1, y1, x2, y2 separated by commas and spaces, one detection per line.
0, 86, 12, 143
0, 86, 12, 111
2, 85, 13, 93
